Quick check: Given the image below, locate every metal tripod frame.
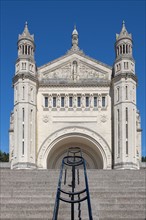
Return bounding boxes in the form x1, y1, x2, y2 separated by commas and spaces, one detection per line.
52, 147, 93, 220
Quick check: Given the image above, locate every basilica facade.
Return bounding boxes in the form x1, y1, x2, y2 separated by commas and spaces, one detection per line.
9, 22, 142, 169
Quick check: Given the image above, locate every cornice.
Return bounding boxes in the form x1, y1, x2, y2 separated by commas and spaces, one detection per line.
114, 55, 135, 64
13, 73, 38, 85
112, 72, 137, 83
39, 80, 111, 88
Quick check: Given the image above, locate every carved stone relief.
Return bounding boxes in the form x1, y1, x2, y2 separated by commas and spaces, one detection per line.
42, 115, 49, 123
100, 114, 108, 123
44, 64, 71, 79
42, 61, 108, 81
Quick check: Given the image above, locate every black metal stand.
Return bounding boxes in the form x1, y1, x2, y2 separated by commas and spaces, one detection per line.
52, 147, 93, 220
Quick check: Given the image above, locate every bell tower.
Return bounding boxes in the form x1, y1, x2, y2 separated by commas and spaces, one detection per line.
112, 21, 140, 169
12, 22, 37, 169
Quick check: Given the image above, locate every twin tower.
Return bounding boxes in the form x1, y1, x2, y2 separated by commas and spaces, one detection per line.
9, 22, 142, 169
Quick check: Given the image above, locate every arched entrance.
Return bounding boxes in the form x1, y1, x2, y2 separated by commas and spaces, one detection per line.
37, 126, 112, 169
47, 136, 103, 169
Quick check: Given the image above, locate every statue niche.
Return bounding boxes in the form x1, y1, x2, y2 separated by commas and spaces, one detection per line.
72, 60, 78, 81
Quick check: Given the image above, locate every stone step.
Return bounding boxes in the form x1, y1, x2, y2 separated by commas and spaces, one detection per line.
98, 210, 146, 218
1, 202, 145, 211
1, 191, 145, 201
1, 169, 145, 219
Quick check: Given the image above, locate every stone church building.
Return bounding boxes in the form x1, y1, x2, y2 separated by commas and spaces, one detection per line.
9, 22, 142, 170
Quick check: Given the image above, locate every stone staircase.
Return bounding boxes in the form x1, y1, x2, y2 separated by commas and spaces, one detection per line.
0, 169, 146, 220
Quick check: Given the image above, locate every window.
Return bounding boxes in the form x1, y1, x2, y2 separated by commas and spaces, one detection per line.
45, 97, 48, 107
22, 106, 25, 155
126, 44, 128, 53
77, 96, 81, 107
29, 64, 34, 72
126, 141, 128, 155
61, 97, 65, 107
69, 96, 73, 107
22, 124, 24, 139
120, 45, 122, 54
117, 87, 119, 102
16, 64, 19, 72
117, 109, 120, 156
94, 97, 97, 107
53, 97, 57, 107
131, 63, 134, 72
126, 124, 128, 139
124, 62, 128, 69
31, 87, 33, 102
126, 107, 128, 121
125, 86, 128, 100
22, 86, 25, 100
126, 108, 128, 155
22, 108, 25, 122
30, 109, 33, 155
22, 62, 26, 70
123, 44, 125, 54
133, 86, 135, 102
22, 141, 24, 155
15, 87, 18, 102
117, 63, 121, 72
102, 96, 106, 107
22, 45, 24, 54
25, 45, 27, 55
86, 96, 89, 107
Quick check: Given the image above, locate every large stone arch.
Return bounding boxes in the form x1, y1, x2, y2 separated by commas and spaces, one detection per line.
37, 126, 112, 169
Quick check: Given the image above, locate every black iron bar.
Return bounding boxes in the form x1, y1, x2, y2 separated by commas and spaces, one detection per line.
52, 147, 93, 220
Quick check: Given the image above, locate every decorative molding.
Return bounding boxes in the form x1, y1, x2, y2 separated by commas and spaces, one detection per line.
42, 115, 49, 123
37, 126, 111, 169
100, 114, 108, 123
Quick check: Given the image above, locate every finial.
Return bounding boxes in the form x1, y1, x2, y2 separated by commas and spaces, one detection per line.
25, 21, 28, 26
122, 20, 126, 28
72, 25, 78, 35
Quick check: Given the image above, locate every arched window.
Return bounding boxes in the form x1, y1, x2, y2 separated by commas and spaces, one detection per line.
126, 107, 128, 155
126, 44, 128, 53
129, 45, 132, 54
30, 109, 33, 155
22, 86, 25, 100
22, 108, 25, 155
117, 109, 120, 157
123, 44, 125, 54
15, 86, 18, 102
117, 87, 119, 102
117, 47, 119, 56
120, 45, 122, 54
28, 46, 30, 55
25, 45, 27, 54
22, 45, 24, 54
125, 86, 128, 100
30, 87, 34, 102
22, 108, 25, 122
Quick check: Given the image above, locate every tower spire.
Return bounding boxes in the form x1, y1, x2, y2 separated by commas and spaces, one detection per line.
116, 20, 132, 41
19, 22, 34, 42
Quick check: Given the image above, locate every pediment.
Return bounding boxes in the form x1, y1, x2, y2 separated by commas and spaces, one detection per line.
38, 52, 112, 84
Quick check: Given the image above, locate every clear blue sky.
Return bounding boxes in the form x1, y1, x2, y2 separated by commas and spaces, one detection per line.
0, 0, 146, 156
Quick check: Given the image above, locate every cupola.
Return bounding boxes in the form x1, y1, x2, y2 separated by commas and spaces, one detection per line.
71, 25, 79, 51
17, 22, 35, 60
115, 21, 133, 59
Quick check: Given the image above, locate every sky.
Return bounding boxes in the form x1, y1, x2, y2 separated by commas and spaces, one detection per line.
0, 0, 146, 156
